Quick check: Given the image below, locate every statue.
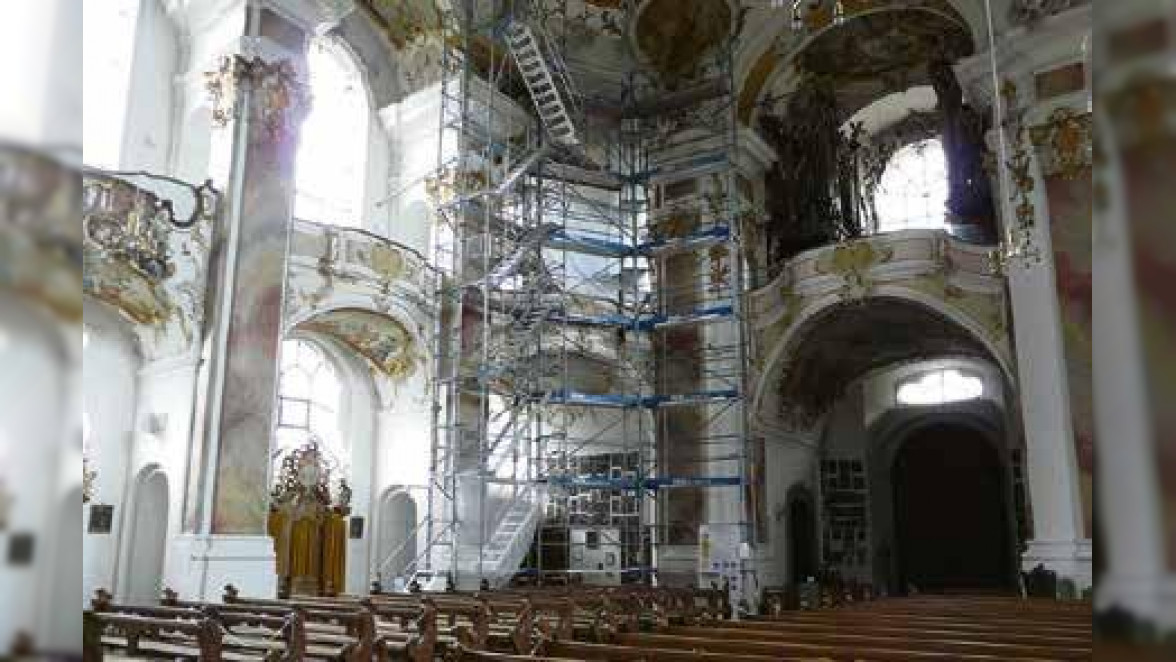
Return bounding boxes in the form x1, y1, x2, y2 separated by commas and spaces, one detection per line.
267, 439, 350, 597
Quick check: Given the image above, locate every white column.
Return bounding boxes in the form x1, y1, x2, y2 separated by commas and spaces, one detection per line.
996, 134, 1090, 587
1094, 106, 1171, 624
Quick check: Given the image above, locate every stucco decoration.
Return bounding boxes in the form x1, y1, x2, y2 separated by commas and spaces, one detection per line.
634, 0, 732, 83
81, 169, 217, 360
359, 0, 445, 48
298, 308, 421, 380
1030, 108, 1093, 180
206, 56, 310, 145
741, 1, 971, 124
285, 221, 433, 336
1008, 0, 1088, 26
749, 230, 1010, 430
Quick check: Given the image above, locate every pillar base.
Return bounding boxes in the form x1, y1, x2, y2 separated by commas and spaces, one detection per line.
1021, 538, 1093, 591
169, 535, 276, 601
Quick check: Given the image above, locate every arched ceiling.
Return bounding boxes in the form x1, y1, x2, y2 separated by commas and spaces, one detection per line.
773, 298, 993, 427
633, 0, 732, 82
739, 1, 974, 123
295, 307, 421, 380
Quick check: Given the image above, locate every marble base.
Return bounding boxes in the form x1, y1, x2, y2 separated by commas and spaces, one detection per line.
1022, 538, 1094, 591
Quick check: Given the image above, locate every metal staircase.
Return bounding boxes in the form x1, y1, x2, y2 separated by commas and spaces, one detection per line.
504, 19, 581, 147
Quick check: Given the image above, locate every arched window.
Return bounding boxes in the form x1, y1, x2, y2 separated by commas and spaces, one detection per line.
874, 138, 949, 233
896, 368, 983, 406
294, 37, 370, 228
275, 339, 347, 476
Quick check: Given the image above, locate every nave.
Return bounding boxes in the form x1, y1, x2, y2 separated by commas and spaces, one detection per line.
86, 585, 1091, 661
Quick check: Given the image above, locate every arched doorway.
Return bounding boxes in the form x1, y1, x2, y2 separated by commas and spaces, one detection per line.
126, 469, 169, 603
786, 487, 818, 585
892, 423, 1012, 593
376, 490, 418, 585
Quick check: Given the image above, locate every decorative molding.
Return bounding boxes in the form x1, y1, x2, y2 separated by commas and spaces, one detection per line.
206, 55, 311, 144
1028, 108, 1092, 178
1008, 0, 1087, 28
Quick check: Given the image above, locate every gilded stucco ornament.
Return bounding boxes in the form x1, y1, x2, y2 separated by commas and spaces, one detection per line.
82, 169, 217, 339
206, 56, 310, 145
989, 80, 1043, 275
825, 241, 892, 299
1029, 108, 1093, 179
1107, 75, 1176, 145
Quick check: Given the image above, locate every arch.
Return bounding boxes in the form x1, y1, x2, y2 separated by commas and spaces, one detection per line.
867, 409, 1020, 593
285, 302, 432, 370
889, 422, 1015, 593
753, 293, 1012, 433
124, 466, 169, 603
739, 3, 975, 125
375, 487, 419, 586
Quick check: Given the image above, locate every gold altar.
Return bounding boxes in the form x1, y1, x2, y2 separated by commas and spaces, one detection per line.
267, 441, 350, 597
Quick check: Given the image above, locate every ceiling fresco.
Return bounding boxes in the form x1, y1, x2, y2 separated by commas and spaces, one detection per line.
297, 307, 421, 380
774, 298, 992, 426
358, 0, 444, 47
633, 0, 733, 83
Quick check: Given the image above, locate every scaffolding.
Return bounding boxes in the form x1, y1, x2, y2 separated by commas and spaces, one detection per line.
417, 0, 755, 591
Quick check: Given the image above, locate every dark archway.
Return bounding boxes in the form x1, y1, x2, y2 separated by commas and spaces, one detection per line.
787, 488, 818, 585
893, 423, 1012, 593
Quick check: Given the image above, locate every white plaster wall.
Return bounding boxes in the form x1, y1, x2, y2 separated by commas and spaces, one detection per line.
0, 297, 71, 651
131, 357, 200, 600
80, 304, 141, 606
119, 0, 179, 174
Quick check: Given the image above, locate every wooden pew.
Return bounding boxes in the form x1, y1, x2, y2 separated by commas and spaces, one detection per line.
84, 610, 223, 661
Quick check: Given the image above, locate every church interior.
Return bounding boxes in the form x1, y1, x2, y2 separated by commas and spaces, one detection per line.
5, 0, 1174, 657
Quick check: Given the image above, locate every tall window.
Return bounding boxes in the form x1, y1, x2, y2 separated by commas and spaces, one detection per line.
874, 138, 948, 233
275, 339, 347, 476
295, 37, 370, 227
82, 0, 141, 169
896, 368, 983, 406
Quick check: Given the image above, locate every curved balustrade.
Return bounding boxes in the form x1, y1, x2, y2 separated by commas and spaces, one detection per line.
284, 220, 436, 362
80, 166, 217, 359
748, 229, 1012, 430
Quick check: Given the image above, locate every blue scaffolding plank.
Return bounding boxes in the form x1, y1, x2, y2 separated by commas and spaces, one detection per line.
543, 228, 634, 258
638, 225, 730, 255
649, 304, 734, 329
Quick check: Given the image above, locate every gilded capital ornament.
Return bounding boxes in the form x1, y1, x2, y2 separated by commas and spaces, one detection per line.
206, 55, 310, 145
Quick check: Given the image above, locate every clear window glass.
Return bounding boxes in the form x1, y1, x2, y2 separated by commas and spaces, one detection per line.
274, 339, 347, 476
896, 368, 983, 406
294, 37, 370, 228
874, 138, 949, 233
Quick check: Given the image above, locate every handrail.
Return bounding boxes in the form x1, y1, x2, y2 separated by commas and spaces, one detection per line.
376, 514, 434, 578
82, 166, 219, 229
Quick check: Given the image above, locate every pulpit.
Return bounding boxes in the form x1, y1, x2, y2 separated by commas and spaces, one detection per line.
267, 441, 351, 597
